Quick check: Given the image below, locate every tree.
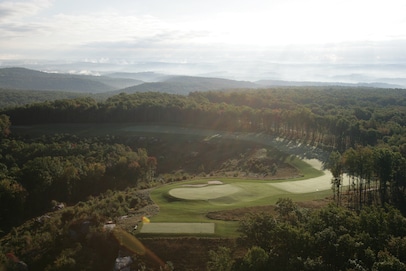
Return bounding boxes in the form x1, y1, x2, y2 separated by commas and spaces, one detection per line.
373, 148, 395, 205
387, 237, 406, 263
326, 151, 343, 205
236, 246, 269, 271
391, 153, 406, 212
372, 250, 406, 271
275, 198, 300, 224
207, 246, 234, 271
237, 213, 277, 252
147, 156, 158, 182
0, 114, 11, 138
0, 179, 27, 232
342, 146, 374, 209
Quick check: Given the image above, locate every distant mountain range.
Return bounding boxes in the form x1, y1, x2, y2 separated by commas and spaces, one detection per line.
0, 67, 142, 93
255, 80, 403, 88
113, 75, 258, 95
1, 66, 404, 109
0, 67, 403, 98
105, 71, 169, 82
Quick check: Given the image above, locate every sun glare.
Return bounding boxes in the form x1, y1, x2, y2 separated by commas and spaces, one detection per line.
185, 0, 406, 48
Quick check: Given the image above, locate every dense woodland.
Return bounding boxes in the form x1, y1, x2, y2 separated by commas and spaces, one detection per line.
4, 87, 406, 152
209, 199, 406, 271
1, 86, 406, 270
0, 132, 157, 233
2, 87, 406, 209
0, 88, 87, 109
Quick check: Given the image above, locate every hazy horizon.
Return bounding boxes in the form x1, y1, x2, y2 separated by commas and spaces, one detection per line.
1, 0, 406, 84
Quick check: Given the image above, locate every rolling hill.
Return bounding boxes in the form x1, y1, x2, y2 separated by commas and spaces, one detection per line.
256, 79, 403, 88
105, 71, 169, 82
0, 67, 142, 93
0, 88, 88, 109
113, 75, 259, 95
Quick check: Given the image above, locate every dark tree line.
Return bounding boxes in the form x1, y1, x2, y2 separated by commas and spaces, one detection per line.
327, 146, 406, 212
0, 114, 10, 138
3, 88, 405, 153
0, 132, 157, 234
0, 88, 87, 109
208, 200, 406, 271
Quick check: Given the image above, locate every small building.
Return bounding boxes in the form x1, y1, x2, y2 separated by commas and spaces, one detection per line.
103, 221, 116, 231
113, 256, 133, 271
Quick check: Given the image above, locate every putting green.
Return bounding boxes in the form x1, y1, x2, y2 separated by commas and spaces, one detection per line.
141, 223, 215, 234
169, 184, 242, 200
168, 172, 333, 202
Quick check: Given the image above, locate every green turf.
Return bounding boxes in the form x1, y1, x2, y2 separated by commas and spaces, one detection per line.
284, 156, 324, 180
146, 154, 330, 237
148, 179, 330, 237
141, 223, 215, 234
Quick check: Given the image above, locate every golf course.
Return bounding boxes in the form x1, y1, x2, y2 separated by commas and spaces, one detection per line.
129, 126, 335, 237
13, 123, 335, 237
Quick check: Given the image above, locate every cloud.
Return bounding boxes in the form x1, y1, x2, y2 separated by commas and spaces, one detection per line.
0, 0, 53, 41
0, 0, 52, 22
1, 0, 406, 65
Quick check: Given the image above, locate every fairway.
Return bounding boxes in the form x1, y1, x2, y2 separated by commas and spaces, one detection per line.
268, 175, 331, 193
269, 159, 333, 193
146, 137, 334, 236
166, 158, 333, 201
167, 174, 332, 202
141, 223, 215, 234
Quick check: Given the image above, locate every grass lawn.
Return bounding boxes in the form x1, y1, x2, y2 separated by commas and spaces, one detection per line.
147, 157, 331, 237
141, 223, 215, 234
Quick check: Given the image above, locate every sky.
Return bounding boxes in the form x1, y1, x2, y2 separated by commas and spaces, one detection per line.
1, 0, 406, 80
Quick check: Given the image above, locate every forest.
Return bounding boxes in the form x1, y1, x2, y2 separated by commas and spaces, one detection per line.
3, 87, 406, 152
209, 199, 406, 271
1, 86, 406, 270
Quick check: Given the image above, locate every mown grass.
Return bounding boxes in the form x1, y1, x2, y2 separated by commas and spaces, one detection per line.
283, 156, 324, 180
147, 156, 330, 237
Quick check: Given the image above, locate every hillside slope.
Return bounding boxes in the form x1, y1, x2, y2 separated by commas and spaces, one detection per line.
0, 67, 142, 93
114, 75, 258, 94
0, 88, 87, 109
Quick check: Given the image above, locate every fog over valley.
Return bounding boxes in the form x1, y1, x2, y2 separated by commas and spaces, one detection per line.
1, 0, 406, 86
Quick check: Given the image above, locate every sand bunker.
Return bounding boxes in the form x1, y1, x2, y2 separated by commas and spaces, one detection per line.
181, 180, 224, 188
169, 184, 241, 200
269, 169, 332, 193
208, 180, 223, 185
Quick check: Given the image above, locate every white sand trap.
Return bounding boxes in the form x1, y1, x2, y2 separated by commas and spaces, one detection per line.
208, 180, 223, 185
141, 223, 215, 234
269, 167, 333, 194
169, 184, 241, 200
182, 184, 207, 187
182, 180, 224, 188
270, 159, 349, 194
